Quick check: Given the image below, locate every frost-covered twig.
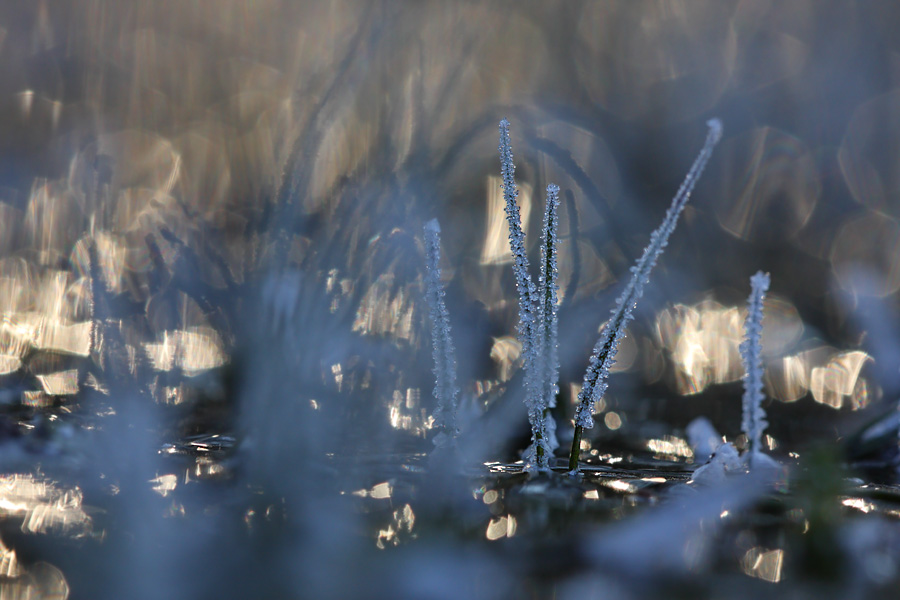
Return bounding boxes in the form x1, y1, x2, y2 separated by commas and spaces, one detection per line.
498, 119, 556, 470
423, 219, 460, 442
569, 119, 723, 472
740, 271, 770, 468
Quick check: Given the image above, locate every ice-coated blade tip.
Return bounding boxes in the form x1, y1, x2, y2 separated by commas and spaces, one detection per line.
706, 118, 723, 143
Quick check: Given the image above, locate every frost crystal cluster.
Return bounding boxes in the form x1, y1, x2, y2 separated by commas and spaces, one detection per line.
498, 120, 560, 470
423, 219, 459, 440
740, 271, 770, 467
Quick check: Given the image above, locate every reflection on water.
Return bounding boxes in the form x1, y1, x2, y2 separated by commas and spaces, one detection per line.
0, 560, 69, 600
489, 336, 521, 383
657, 300, 750, 394
809, 350, 871, 409
388, 388, 433, 436
149, 473, 177, 498
842, 496, 876, 514
601, 479, 636, 494
655, 296, 872, 408
604, 412, 623, 431
352, 272, 417, 342
485, 514, 517, 541
376, 504, 416, 550
352, 481, 392, 499
34, 370, 78, 397
646, 437, 694, 460
0, 537, 20, 578
0, 475, 90, 537
741, 547, 785, 583
480, 176, 533, 267
143, 327, 226, 376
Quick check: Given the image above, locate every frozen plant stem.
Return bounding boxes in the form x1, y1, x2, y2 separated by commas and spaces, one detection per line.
498, 119, 557, 470
423, 219, 460, 442
568, 119, 723, 473
538, 183, 561, 462
740, 271, 770, 468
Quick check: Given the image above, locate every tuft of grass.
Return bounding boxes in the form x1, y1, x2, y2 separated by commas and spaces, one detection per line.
425, 118, 722, 473
498, 120, 560, 471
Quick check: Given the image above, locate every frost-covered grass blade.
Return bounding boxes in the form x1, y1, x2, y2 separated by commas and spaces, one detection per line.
537, 183, 561, 462
741, 271, 770, 468
498, 120, 559, 470
568, 119, 723, 473
423, 219, 460, 444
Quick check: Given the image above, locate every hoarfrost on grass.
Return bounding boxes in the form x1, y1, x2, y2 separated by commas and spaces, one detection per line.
423, 218, 459, 440
498, 120, 560, 470
740, 271, 770, 468
498, 118, 539, 407
573, 119, 723, 431
538, 183, 561, 458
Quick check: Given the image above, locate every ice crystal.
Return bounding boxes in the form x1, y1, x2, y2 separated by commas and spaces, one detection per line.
574, 119, 723, 430
423, 219, 459, 439
740, 271, 770, 467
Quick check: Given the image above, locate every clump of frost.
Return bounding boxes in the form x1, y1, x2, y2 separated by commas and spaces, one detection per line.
423, 219, 460, 443
572, 119, 723, 435
690, 442, 743, 486
498, 120, 560, 470
686, 416, 723, 464
740, 271, 770, 468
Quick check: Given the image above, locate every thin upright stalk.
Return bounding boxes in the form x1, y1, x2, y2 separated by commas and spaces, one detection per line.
569, 119, 723, 473
499, 119, 549, 470
537, 184, 561, 466
740, 271, 770, 468
423, 219, 460, 440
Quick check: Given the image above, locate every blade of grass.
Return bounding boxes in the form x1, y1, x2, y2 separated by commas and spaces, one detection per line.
498, 120, 559, 470
740, 271, 770, 468
569, 119, 723, 473
423, 219, 460, 442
